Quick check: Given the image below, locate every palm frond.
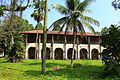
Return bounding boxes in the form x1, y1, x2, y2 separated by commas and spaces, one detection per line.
48, 17, 69, 30
81, 18, 95, 33
76, 20, 85, 33
66, 0, 79, 11
83, 9, 92, 13
52, 4, 70, 15
78, 0, 93, 11
83, 16, 100, 26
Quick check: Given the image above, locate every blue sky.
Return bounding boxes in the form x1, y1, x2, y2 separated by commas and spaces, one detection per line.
23, 0, 120, 32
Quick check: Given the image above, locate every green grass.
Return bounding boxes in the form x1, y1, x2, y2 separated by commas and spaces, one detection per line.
0, 58, 119, 80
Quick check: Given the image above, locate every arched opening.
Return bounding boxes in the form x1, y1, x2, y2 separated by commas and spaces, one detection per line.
67, 48, 76, 59
54, 48, 63, 60
91, 49, 99, 60
41, 47, 50, 59
80, 49, 88, 60
28, 47, 36, 59
46, 48, 50, 59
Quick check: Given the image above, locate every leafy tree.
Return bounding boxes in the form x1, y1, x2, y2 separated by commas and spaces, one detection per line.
100, 25, 120, 76
52, 24, 61, 31
2, 15, 34, 31
7, 32, 25, 63
0, 0, 32, 62
112, 0, 120, 10
49, 0, 99, 67
0, 0, 30, 17
31, 0, 45, 29
35, 23, 43, 30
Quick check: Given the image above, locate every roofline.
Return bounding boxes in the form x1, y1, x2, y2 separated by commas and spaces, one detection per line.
20, 30, 100, 36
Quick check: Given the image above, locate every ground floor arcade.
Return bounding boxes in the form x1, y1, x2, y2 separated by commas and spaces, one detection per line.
25, 43, 105, 60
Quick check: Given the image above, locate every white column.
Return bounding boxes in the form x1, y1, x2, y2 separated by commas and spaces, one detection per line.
65, 48, 68, 59
38, 35, 41, 59
63, 36, 67, 59
25, 49, 28, 59
78, 46, 80, 59
38, 44, 42, 59
52, 51, 55, 60
89, 49, 92, 60
25, 34, 28, 59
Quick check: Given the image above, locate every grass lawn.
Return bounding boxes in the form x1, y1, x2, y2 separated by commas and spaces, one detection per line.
0, 58, 119, 80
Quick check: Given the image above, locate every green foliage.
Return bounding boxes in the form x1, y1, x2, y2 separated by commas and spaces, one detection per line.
35, 23, 43, 30
49, 0, 99, 32
31, 0, 45, 24
7, 32, 25, 63
0, 5, 6, 17
112, 0, 120, 10
2, 15, 34, 31
100, 25, 120, 77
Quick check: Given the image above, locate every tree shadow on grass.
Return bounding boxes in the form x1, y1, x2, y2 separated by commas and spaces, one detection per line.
24, 63, 104, 80
24, 60, 68, 68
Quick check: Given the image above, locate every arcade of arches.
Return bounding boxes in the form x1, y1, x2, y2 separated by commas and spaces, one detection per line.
28, 47, 100, 60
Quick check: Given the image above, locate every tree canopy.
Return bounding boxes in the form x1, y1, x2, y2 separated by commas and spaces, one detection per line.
112, 0, 120, 9
100, 25, 120, 76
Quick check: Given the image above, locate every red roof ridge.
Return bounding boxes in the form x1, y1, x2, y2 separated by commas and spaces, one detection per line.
21, 30, 100, 36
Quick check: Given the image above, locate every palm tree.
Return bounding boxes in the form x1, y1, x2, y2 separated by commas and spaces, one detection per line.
42, 0, 48, 74
49, 0, 100, 67
31, 0, 45, 59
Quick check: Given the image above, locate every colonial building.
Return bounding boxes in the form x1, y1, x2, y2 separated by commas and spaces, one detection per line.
21, 30, 104, 60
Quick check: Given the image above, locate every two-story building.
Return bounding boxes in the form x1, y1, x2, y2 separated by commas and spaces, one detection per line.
21, 30, 104, 60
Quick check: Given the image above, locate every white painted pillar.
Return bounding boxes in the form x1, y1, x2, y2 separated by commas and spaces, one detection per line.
25, 50, 28, 59
38, 35, 41, 59
63, 45, 66, 59
63, 36, 67, 59
25, 34, 28, 59
38, 44, 42, 59
78, 46, 80, 59
65, 48, 68, 59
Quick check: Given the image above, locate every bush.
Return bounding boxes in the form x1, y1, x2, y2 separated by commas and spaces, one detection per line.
100, 25, 120, 77
7, 33, 25, 63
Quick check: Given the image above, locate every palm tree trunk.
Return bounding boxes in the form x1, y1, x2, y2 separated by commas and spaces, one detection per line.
42, 0, 48, 74
35, 22, 39, 59
70, 32, 76, 67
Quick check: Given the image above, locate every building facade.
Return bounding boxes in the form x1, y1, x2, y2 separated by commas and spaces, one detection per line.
21, 30, 105, 60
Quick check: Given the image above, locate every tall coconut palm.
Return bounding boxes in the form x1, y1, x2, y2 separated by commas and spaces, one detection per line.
49, 0, 100, 67
31, 0, 45, 59
42, 0, 48, 74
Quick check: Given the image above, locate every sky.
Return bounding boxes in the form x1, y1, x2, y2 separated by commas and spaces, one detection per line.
23, 0, 120, 32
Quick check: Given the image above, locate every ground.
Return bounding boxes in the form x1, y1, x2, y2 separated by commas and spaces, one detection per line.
0, 58, 119, 80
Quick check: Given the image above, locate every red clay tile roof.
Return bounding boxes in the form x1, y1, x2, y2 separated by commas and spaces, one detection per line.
21, 30, 100, 36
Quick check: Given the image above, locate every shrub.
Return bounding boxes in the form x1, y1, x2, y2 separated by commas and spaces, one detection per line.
100, 25, 120, 77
